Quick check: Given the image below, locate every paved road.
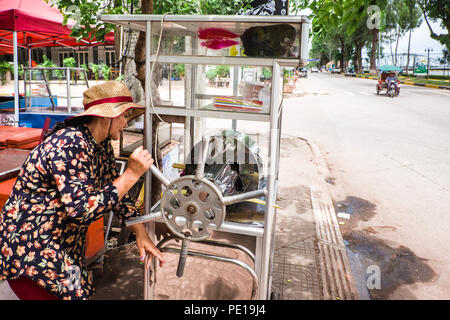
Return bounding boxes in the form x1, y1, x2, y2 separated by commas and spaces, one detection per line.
282, 72, 450, 299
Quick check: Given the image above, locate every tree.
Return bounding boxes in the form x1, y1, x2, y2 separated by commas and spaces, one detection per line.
51, 0, 253, 207
402, 0, 422, 75
292, 0, 388, 74
417, 0, 450, 50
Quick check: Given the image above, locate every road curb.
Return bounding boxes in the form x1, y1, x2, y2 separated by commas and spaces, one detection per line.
356, 75, 450, 90
300, 137, 359, 300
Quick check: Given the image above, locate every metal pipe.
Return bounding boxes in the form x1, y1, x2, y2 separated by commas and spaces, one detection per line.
66, 67, 71, 113
160, 246, 259, 299
104, 211, 114, 247
40, 69, 56, 110
13, 31, 19, 127
200, 239, 256, 262
259, 61, 281, 299
215, 221, 264, 238
149, 164, 170, 187
23, 67, 86, 71
222, 189, 267, 206
125, 211, 162, 226
143, 20, 154, 301
195, 135, 210, 179
176, 237, 191, 277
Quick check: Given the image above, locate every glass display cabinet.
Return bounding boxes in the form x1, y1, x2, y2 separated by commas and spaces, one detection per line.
100, 14, 309, 300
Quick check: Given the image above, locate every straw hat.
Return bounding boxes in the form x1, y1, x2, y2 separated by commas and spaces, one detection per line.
74, 81, 144, 121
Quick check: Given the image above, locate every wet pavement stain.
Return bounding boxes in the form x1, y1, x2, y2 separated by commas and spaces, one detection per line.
344, 231, 436, 300
334, 196, 377, 233
334, 195, 435, 299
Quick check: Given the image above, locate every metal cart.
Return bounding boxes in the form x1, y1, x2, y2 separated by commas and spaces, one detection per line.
99, 14, 309, 300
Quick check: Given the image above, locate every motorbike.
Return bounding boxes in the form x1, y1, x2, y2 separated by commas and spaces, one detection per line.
386, 80, 400, 98
376, 65, 402, 97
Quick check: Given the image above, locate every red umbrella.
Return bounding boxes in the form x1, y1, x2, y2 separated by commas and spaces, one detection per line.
0, 0, 114, 126
0, 0, 114, 54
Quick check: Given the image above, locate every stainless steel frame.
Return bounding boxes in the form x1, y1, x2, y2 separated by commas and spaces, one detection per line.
100, 14, 309, 300
22, 67, 89, 112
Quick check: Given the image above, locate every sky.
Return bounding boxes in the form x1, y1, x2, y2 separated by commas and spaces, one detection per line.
394, 20, 446, 56
294, 7, 448, 63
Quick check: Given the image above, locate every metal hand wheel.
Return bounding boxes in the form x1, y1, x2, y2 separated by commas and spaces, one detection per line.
130, 136, 267, 277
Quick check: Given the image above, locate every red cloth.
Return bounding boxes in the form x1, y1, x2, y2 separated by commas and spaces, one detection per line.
7, 276, 59, 300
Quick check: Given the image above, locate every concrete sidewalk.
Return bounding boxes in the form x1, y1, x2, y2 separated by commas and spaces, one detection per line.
91, 132, 359, 300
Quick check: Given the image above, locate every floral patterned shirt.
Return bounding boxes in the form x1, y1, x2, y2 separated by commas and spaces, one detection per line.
0, 124, 138, 299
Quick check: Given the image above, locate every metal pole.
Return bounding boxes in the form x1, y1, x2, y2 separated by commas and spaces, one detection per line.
259, 61, 281, 299
143, 20, 154, 301
13, 31, 19, 127
426, 49, 430, 80
119, 26, 123, 79
27, 47, 32, 111
66, 67, 71, 113
232, 60, 239, 131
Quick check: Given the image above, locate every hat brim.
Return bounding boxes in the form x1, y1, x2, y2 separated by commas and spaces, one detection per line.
73, 101, 145, 122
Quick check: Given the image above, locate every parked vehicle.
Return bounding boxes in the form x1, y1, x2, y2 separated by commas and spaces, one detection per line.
376, 65, 401, 97
296, 67, 308, 78
331, 68, 341, 74
311, 67, 319, 73
344, 68, 355, 76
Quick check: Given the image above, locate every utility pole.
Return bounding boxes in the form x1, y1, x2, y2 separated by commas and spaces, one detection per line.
425, 48, 433, 80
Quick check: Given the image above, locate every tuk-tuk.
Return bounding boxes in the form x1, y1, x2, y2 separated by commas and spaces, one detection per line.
376, 65, 402, 97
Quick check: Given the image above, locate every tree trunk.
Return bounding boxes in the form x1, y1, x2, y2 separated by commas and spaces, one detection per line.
370, 28, 379, 74
340, 39, 345, 72
354, 42, 363, 74
134, 0, 162, 206
406, 28, 412, 75
395, 29, 400, 66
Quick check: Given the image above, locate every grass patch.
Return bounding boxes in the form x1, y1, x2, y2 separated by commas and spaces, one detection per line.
399, 76, 450, 87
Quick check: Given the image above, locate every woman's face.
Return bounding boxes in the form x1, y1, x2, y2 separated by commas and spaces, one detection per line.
108, 109, 132, 140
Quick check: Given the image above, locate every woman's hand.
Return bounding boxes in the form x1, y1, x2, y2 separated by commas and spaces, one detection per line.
130, 223, 164, 269
127, 146, 154, 179
113, 146, 153, 201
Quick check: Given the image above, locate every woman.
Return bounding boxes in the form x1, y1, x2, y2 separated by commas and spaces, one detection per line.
0, 81, 164, 300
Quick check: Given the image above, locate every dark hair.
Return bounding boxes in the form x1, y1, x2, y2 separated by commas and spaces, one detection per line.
44, 116, 94, 140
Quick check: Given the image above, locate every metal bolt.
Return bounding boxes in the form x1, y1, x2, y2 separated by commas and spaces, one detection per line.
187, 205, 196, 215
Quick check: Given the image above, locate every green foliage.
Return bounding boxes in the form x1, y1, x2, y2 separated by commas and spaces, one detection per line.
101, 63, 111, 80
38, 55, 64, 80
262, 67, 272, 79
0, 60, 13, 85
417, 0, 449, 50
52, 0, 253, 44
206, 68, 217, 81
205, 65, 230, 80
171, 64, 185, 78
90, 63, 100, 80
79, 63, 88, 80
63, 57, 76, 68
63, 56, 77, 80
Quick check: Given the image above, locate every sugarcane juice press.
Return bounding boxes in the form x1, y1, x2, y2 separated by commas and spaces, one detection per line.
100, 14, 310, 300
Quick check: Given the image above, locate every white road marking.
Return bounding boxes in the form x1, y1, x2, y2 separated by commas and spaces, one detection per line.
344, 91, 354, 96
434, 91, 450, 97
360, 91, 372, 96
